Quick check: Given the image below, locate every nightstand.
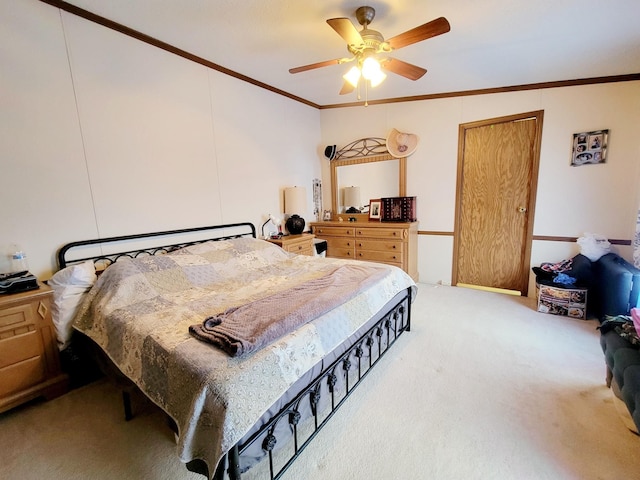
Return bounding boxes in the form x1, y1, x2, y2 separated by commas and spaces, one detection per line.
0, 283, 68, 413
266, 233, 315, 256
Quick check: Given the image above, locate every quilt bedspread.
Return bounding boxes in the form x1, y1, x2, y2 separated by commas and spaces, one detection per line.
72, 237, 416, 476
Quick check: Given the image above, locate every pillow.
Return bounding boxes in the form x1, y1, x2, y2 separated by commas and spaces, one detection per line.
48, 260, 97, 350
632, 308, 640, 337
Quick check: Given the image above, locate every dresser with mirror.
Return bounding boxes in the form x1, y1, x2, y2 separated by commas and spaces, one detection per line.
310, 150, 418, 282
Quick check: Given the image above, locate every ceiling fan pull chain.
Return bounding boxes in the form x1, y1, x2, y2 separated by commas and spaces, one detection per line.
364, 79, 369, 107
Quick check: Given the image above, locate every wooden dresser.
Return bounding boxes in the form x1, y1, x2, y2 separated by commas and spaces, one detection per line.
310, 221, 418, 281
266, 233, 315, 256
0, 283, 68, 413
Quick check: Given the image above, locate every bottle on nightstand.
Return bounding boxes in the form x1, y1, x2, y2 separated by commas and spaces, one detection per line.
10, 245, 28, 273
0, 245, 38, 294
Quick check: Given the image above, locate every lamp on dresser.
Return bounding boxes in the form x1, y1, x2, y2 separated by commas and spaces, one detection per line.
284, 186, 307, 235
343, 186, 361, 214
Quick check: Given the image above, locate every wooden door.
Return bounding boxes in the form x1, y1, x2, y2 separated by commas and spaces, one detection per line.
453, 111, 543, 295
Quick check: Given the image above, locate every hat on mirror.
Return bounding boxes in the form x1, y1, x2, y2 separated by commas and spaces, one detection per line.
386, 128, 419, 158
324, 145, 337, 160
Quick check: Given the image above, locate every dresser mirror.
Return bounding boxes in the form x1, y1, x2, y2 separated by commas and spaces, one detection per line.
331, 153, 407, 216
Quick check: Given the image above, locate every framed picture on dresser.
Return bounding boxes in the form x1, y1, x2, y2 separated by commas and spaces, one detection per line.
369, 199, 381, 220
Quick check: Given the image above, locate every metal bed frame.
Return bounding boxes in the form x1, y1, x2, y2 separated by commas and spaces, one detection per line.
58, 222, 257, 269
57, 222, 412, 480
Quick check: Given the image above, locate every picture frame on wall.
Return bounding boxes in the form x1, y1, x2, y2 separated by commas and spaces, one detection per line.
571, 129, 608, 166
369, 199, 381, 221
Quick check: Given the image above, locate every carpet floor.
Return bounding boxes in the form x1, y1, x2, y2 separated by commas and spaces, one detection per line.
1, 283, 639, 480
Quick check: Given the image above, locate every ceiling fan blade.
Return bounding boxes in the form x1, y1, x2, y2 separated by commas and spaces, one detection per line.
327, 18, 364, 49
289, 58, 342, 74
387, 17, 450, 50
339, 81, 355, 95
381, 58, 427, 81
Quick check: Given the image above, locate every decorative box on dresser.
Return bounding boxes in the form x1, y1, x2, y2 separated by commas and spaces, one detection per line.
0, 283, 68, 413
266, 233, 315, 256
310, 221, 419, 282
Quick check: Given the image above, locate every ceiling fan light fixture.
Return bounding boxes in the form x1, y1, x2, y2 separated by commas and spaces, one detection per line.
362, 57, 386, 87
361, 57, 380, 79
343, 66, 361, 87
369, 69, 386, 87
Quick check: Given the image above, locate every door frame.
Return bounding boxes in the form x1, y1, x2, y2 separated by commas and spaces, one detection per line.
452, 110, 544, 296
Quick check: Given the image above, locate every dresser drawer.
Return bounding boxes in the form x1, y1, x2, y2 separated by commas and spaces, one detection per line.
325, 237, 356, 250
0, 356, 47, 397
0, 329, 42, 368
355, 227, 406, 239
356, 239, 404, 253
356, 249, 403, 265
0, 303, 34, 332
325, 237, 355, 257
313, 226, 355, 237
329, 247, 357, 259
283, 243, 313, 255
289, 246, 314, 256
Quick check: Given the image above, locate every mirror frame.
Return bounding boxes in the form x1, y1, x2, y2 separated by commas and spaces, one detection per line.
331, 153, 407, 216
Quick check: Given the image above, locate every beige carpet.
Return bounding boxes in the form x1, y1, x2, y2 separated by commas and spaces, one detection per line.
1, 284, 639, 480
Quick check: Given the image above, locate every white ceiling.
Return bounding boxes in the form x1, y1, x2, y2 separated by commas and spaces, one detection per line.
63, 0, 640, 107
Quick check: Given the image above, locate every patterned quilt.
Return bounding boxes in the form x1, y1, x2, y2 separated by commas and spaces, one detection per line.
73, 237, 416, 476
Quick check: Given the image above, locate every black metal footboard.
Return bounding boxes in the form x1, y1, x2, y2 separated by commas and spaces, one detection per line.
212, 287, 412, 480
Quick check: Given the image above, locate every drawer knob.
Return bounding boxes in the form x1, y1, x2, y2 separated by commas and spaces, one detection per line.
392, 245, 396, 249
393, 232, 397, 236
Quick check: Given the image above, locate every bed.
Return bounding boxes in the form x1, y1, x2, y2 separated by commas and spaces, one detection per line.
55, 223, 416, 480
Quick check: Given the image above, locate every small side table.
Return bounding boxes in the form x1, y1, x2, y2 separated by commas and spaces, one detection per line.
266, 233, 315, 256
0, 283, 69, 413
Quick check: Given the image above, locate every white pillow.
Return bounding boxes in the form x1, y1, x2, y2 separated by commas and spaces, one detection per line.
48, 260, 97, 350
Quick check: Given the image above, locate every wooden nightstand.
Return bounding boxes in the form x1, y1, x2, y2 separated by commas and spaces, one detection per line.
0, 283, 68, 413
266, 233, 315, 256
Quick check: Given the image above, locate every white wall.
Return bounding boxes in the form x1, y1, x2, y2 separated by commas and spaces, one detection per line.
320, 82, 640, 296
0, 0, 321, 278
3, 1, 638, 296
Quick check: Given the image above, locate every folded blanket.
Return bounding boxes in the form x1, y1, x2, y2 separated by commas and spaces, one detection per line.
189, 263, 389, 357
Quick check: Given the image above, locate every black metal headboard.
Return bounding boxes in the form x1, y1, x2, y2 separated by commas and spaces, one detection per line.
57, 222, 256, 270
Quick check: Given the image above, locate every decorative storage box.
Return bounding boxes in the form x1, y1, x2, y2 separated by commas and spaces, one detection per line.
536, 282, 588, 320
381, 196, 417, 222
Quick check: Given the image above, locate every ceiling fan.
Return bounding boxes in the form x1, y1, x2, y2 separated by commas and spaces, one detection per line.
289, 6, 450, 96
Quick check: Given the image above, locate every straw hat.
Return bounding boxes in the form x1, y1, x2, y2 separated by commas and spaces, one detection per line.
386, 128, 419, 158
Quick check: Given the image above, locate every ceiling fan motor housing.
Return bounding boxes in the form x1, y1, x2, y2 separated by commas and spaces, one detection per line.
348, 28, 385, 56
355, 6, 376, 27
